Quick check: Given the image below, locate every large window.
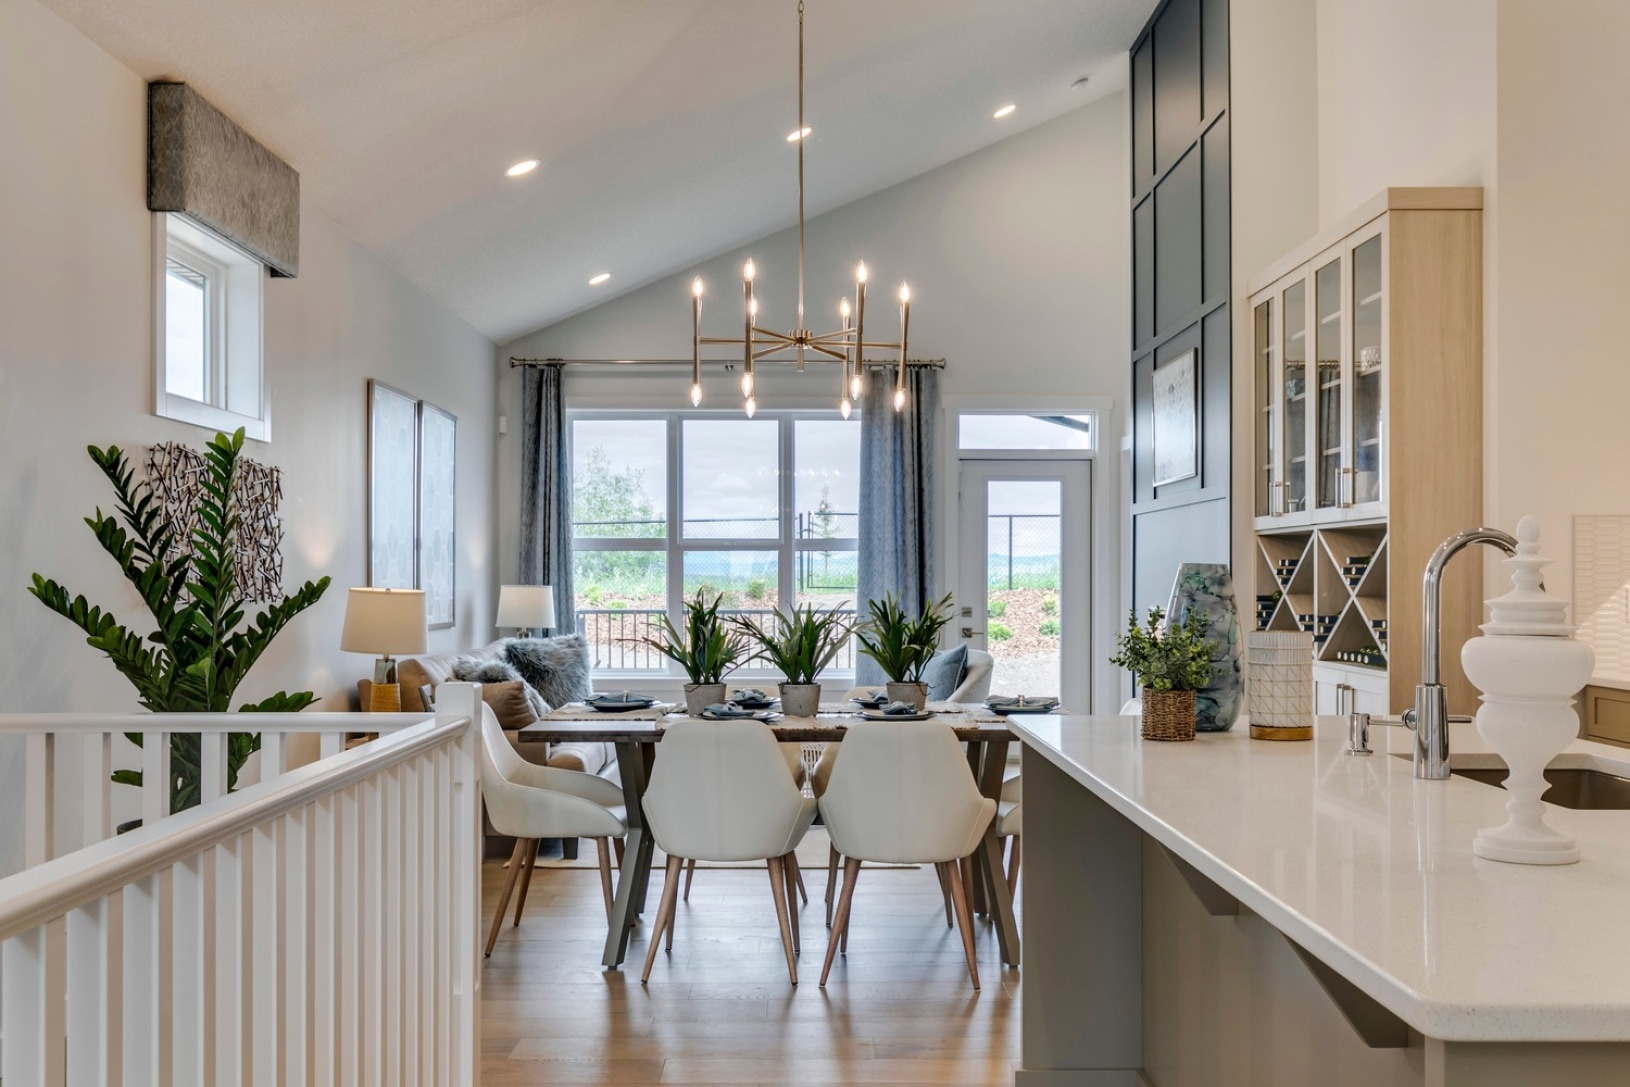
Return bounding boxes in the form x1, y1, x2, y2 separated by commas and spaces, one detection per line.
571, 412, 861, 675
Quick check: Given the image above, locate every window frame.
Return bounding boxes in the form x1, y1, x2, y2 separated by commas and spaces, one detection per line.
953, 410, 1098, 458
154, 213, 270, 441
569, 408, 861, 679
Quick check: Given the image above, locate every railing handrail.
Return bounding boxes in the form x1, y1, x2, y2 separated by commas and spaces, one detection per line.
0, 711, 430, 735
0, 713, 467, 942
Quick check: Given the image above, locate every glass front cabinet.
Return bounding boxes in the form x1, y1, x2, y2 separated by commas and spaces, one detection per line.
1251, 222, 1388, 530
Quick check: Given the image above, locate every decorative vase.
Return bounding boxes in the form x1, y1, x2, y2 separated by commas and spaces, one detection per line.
1166, 563, 1243, 731
886, 681, 929, 711
1247, 631, 1313, 740
1141, 688, 1196, 742
683, 682, 727, 716
1461, 516, 1594, 865
778, 682, 822, 718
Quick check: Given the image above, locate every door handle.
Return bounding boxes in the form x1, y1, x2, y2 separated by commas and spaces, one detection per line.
961, 627, 984, 638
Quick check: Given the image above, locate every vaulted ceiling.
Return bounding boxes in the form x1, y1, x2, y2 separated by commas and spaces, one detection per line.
44, 0, 1148, 341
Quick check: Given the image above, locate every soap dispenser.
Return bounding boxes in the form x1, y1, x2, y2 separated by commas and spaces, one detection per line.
1460, 515, 1594, 865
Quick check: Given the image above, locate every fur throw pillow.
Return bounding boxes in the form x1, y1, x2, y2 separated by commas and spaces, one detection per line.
504, 634, 593, 709
453, 657, 549, 717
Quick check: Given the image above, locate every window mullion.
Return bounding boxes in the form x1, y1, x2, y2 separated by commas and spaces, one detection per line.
666, 413, 684, 676
780, 416, 795, 612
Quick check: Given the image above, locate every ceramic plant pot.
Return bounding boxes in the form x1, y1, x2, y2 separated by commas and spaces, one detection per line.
778, 683, 822, 718
683, 683, 727, 717
886, 681, 929, 712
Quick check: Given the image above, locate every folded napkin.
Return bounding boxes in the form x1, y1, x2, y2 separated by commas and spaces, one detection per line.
701, 703, 757, 719
590, 691, 654, 705
877, 701, 922, 716
733, 688, 771, 702
986, 694, 1060, 709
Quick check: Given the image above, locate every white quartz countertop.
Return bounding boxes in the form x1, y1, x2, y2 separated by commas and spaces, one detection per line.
1010, 714, 1630, 1042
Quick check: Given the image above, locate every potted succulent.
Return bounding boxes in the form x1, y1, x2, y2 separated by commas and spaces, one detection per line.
855, 592, 955, 711
731, 603, 858, 717
642, 592, 749, 715
1109, 606, 1213, 741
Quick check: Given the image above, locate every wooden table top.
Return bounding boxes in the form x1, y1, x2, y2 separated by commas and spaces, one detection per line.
518, 715, 1020, 744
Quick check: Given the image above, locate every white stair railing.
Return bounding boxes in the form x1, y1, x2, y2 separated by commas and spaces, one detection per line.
0, 682, 485, 1086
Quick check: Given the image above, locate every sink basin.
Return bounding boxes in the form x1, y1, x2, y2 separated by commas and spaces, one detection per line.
1391, 753, 1630, 809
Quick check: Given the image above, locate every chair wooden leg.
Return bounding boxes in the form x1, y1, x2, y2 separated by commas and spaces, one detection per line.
1006, 835, 1021, 898
613, 837, 625, 868
767, 856, 798, 984
485, 838, 529, 957
665, 860, 680, 951
780, 853, 801, 954
596, 838, 615, 922
959, 854, 978, 918
683, 857, 697, 901
820, 857, 862, 986
825, 843, 840, 927
641, 856, 684, 984
512, 838, 541, 926
935, 862, 954, 927
947, 854, 982, 991
788, 851, 808, 904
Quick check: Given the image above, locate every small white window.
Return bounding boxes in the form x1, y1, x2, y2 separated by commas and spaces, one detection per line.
154, 213, 269, 440
957, 413, 1095, 452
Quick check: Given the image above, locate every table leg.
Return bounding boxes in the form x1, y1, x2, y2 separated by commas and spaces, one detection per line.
602, 740, 654, 968
967, 744, 989, 915
973, 739, 1020, 966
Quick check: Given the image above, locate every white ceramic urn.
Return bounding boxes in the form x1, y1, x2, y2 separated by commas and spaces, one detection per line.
1459, 515, 1594, 865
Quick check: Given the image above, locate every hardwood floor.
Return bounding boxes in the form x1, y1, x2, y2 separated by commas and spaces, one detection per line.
480, 844, 1021, 1085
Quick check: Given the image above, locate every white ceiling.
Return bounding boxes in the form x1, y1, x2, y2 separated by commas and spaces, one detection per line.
44, 0, 1150, 342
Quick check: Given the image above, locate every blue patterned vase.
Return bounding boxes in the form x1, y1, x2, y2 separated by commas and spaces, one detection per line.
1166, 563, 1243, 732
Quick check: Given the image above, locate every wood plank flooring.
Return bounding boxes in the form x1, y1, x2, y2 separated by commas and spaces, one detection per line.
481, 843, 1021, 1085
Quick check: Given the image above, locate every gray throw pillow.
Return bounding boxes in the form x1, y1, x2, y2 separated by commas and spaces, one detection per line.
922, 644, 969, 702
452, 657, 549, 717
504, 634, 593, 710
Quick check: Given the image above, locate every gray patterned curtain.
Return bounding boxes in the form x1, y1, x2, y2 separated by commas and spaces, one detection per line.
855, 366, 941, 685
519, 364, 575, 634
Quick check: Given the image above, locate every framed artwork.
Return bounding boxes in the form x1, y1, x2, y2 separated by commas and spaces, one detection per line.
419, 402, 458, 629
368, 381, 418, 589
1151, 349, 1199, 488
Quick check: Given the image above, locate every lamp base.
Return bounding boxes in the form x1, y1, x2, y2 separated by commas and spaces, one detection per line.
368, 683, 402, 713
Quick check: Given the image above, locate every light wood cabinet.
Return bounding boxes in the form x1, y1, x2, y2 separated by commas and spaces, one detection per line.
1583, 685, 1630, 749
1249, 188, 1484, 715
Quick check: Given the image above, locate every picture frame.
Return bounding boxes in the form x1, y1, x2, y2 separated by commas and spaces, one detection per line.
367, 380, 419, 589
1151, 349, 1199, 488
418, 402, 458, 629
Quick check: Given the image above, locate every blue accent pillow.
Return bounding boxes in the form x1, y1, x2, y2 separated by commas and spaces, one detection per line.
922, 644, 969, 702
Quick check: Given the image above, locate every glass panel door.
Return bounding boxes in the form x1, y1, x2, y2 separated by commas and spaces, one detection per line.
1282, 280, 1308, 515
1253, 297, 1276, 517
1314, 258, 1345, 510
1350, 234, 1384, 506
958, 460, 1091, 711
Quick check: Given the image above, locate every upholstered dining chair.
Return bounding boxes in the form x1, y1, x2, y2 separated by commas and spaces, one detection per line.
640, 719, 818, 984
997, 773, 1022, 896
817, 721, 997, 989
680, 742, 809, 904
477, 704, 628, 957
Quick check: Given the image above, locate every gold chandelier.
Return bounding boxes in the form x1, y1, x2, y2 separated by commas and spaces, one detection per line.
688, 0, 913, 419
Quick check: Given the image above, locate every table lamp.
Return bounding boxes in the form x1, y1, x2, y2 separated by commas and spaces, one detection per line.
497, 584, 556, 637
341, 587, 427, 712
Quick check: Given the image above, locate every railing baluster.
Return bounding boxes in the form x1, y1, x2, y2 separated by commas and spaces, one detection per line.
382, 767, 403, 1087
419, 749, 438, 1083
65, 899, 111, 1087
260, 734, 287, 780
310, 794, 335, 1087
2, 922, 65, 1085
172, 855, 206, 1087
142, 732, 172, 827
252, 815, 283, 1087
201, 734, 228, 805
319, 732, 345, 760
360, 774, 383, 1087
215, 834, 244, 1085
122, 875, 161, 1084
26, 732, 56, 866
337, 785, 360, 1083
402, 762, 421, 1087
82, 732, 113, 850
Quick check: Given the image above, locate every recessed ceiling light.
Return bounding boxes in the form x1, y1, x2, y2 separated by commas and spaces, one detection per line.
589, 272, 611, 286
993, 104, 1017, 119
1070, 75, 1091, 90
505, 158, 539, 178
786, 126, 813, 142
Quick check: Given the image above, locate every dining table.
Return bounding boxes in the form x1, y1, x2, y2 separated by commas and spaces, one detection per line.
518, 710, 1023, 970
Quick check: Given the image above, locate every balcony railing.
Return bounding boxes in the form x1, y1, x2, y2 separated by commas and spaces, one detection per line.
576, 607, 859, 673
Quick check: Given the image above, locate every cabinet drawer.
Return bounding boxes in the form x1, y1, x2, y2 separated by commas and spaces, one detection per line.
1585, 686, 1630, 748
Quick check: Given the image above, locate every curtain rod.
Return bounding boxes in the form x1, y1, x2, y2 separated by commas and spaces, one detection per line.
508, 356, 946, 370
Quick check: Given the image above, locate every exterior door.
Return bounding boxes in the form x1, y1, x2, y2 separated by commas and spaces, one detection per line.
957, 460, 1091, 712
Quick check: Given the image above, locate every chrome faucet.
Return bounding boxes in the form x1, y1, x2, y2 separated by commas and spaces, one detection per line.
1345, 526, 1517, 778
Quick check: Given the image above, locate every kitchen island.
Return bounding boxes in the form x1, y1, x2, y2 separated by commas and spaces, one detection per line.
1011, 713, 1630, 1086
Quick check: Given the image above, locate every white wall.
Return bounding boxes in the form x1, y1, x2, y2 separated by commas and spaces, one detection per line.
0, 0, 497, 870
496, 93, 1130, 710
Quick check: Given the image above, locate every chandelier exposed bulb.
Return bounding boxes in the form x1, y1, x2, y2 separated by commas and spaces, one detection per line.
744, 396, 758, 419
840, 397, 852, 420
690, 383, 703, 407
893, 387, 906, 412
743, 259, 756, 283
851, 372, 863, 398
693, 276, 704, 298
839, 297, 851, 319
856, 261, 868, 284
741, 371, 755, 397
899, 282, 910, 303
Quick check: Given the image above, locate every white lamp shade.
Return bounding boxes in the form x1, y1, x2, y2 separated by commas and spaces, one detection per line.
340, 588, 428, 655
496, 584, 556, 630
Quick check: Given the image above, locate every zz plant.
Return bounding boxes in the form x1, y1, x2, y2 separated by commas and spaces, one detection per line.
30, 429, 330, 815
732, 602, 858, 685
641, 591, 749, 685
1108, 606, 1213, 692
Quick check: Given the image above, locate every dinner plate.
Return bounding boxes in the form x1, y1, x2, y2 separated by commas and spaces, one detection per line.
984, 700, 1060, 716
730, 696, 781, 711
856, 710, 934, 722
850, 694, 890, 709
699, 708, 782, 722
586, 696, 657, 713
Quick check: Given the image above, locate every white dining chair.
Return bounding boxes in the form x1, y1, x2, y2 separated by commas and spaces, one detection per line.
640, 719, 818, 984
681, 742, 809, 904
997, 773, 1021, 897
817, 721, 997, 989
478, 704, 628, 957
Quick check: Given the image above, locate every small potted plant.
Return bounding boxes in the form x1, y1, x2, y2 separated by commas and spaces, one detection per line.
643, 592, 749, 715
732, 603, 857, 717
855, 592, 955, 711
1109, 606, 1213, 741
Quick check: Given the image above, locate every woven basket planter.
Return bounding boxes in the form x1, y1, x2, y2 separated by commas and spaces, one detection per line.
1141, 688, 1197, 742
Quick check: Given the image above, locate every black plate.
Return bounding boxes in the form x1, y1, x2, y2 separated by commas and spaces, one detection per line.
731, 697, 781, 711
856, 710, 934, 722
586, 696, 656, 713
850, 694, 890, 709
985, 701, 1059, 716
700, 709, 782, 722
